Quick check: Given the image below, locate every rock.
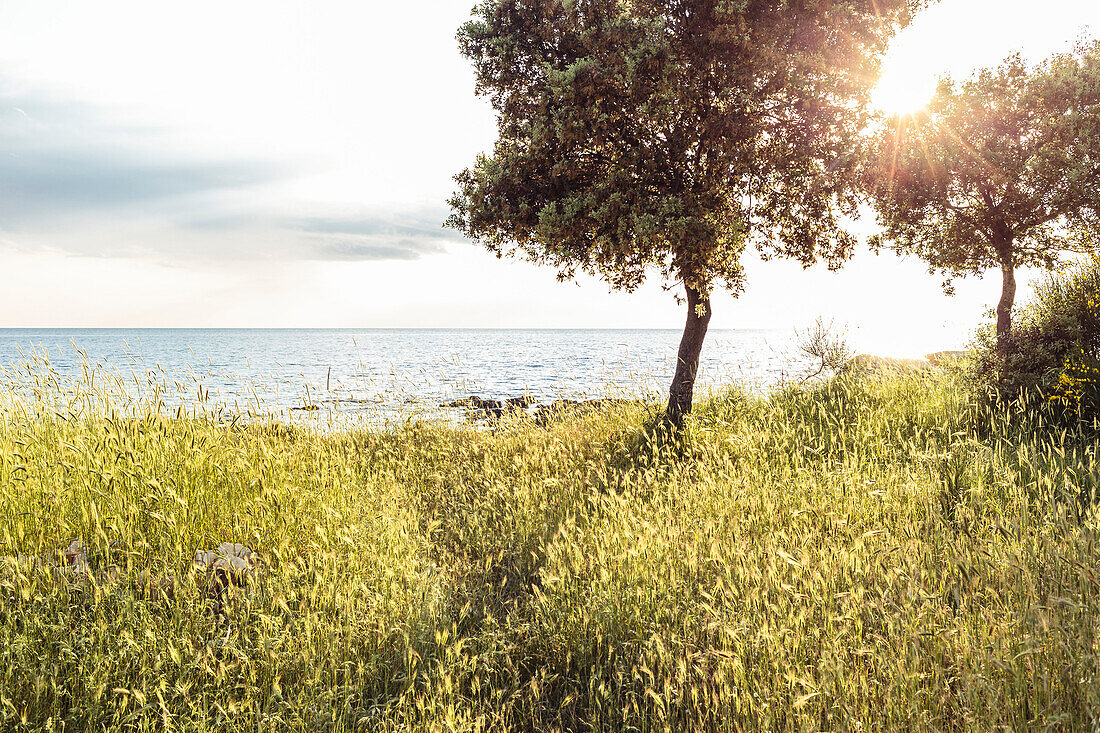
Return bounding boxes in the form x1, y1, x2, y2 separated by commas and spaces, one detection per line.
212, 553, 253, 579
465, 407, 504, 422
54, 539, 90, 578
447, 395, 521, 422
452, 394, 638, 424
193, 542, 262, 617
445, 396, 503, 410
2, 539, 93, 581
532, 398, 637, 425
1, 538, 120, 582
194, 542, 260, 589
4, 538, 178, 597
444, 396, 483, 408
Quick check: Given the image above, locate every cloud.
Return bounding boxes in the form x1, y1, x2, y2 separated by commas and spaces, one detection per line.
311, 238, 446, 261
0, 150, 275, 221
293, 208, 459, 261
296, 213, 453, 240
0, 88, 464, 263
0, 90, 281, 225
0, 84, 468, 263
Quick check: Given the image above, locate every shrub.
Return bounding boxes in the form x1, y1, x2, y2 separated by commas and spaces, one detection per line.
794, 317, 852, 384
973, 256, 1100, 422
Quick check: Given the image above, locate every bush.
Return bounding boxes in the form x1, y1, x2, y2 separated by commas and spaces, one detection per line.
794, 317, 852, 384
974, 256, 1100, 422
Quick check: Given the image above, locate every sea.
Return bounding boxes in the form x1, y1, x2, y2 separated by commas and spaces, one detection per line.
0, 328, 814, 421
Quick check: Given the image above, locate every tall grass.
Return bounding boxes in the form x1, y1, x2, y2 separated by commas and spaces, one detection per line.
2, 358, 1100, 731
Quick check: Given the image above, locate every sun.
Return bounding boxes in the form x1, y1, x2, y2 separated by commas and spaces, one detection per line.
872, 42, 939, 116
873, 63, 937, 116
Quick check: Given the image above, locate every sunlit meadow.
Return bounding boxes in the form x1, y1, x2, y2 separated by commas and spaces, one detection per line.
2, 353, 1099, 731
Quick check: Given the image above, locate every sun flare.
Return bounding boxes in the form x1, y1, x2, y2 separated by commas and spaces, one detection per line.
872, 54, 938, 115
872, 75, 936, 115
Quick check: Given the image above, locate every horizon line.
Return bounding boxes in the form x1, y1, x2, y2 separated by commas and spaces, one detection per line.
0, 325, 792, 331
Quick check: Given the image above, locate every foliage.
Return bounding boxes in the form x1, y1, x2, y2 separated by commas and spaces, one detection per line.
448, 0, 924, 420
866, 41, 1100, 340
4, 361, 1100, 730
973, 256, 1100, 423
795, 317, 853, 383
449, 0, 919, 291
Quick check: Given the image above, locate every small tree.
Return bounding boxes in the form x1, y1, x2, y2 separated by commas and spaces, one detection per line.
796, 318, 853, 384
867, 42, 1100, 349
972, 255, 1100, 422
449, 0, 921, 425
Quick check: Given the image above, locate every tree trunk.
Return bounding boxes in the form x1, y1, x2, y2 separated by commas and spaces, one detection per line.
666, 283, 712, 427
996, 258, 1016, 351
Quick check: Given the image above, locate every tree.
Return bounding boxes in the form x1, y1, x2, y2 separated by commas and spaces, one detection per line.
448, 0, 922, 425
866, 41, 1100, 349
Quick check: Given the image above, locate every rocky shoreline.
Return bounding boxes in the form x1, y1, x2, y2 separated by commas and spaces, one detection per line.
441, 395, 641, 423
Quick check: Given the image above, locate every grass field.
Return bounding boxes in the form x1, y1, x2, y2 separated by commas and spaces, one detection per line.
2, 361, 1100, 731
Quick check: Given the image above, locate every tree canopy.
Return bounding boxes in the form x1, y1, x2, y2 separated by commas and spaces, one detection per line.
866, 41, 1100, 345
449, 0, 922, 422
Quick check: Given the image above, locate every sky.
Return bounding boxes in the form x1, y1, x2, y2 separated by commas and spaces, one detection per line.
0, 0, 1098, 356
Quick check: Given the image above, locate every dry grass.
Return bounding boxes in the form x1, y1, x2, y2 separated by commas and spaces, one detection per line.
1, 358, 1100, 731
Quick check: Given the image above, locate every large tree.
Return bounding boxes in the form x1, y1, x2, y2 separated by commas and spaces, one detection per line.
448, 0, 921, 424
867, 42, 1100, 349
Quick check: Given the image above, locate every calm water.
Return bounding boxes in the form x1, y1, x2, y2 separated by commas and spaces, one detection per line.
0, 329, 810, 419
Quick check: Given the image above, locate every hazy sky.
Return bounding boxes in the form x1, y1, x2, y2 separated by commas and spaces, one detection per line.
0, 1, 1098, 354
